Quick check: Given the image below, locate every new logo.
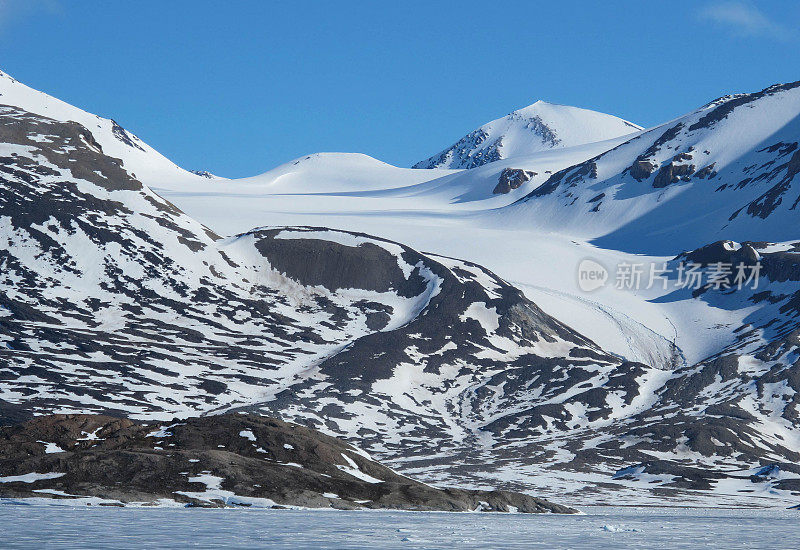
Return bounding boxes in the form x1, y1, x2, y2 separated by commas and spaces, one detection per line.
577, 259, 609, 292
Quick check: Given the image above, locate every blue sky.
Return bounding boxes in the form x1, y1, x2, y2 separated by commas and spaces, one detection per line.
1, 0, 798, 177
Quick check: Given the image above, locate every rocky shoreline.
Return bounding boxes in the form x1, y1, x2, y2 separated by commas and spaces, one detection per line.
0, 413, 577, 513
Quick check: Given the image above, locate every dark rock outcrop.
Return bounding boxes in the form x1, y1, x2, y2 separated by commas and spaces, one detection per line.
614, 460, 728, 490
787, 150, 800, 180
688, 81, 800, 132
0, 414, 577, 513
493, 168, 536, 194
695, 163, 717, 179
679, 240, 761, 267
652, 157, 695, 188
629, 159, 657, 181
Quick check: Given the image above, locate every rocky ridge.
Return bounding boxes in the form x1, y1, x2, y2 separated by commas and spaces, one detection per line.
0, 413, 576, 512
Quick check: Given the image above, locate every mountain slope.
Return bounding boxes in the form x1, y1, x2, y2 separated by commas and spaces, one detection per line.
0, 69, 206, 185
413, 101, 642, 170
0, 90, 697, 506
507, 82, 800, 254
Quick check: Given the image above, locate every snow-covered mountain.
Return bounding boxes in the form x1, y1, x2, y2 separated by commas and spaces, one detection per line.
0, 93, 644, 483
0, 69, 208, 186
3, 69, 800, 508
507, 82, 800, 253
413, 100, 642, 170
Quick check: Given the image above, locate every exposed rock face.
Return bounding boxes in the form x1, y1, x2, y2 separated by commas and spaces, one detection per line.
521, 161, 598, 199
493, 168, 536, 194
415, 128, 502, 170
694, 163, 717, 179
624, 123, 685, 183
787, 150, 800, 180
688, 82, 800, 132
0, 414, 577, 513
629, 159, 657, 181
652, 156, 695, 188
679, 240, 761, 267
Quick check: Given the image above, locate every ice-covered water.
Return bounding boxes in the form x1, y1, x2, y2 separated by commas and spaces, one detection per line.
1, 505, 797, 549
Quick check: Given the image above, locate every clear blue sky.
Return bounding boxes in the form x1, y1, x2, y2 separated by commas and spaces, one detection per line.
1, 0, 798, 177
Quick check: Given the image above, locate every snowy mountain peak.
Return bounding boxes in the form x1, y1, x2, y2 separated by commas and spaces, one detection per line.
513, 98, 548, 112
511, 99, 567, 117
413, 100, 642, 170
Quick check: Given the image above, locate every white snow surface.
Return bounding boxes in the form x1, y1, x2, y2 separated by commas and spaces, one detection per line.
38, 442, 65, 454
0, 472, 65, 483
336, 453, 384, 484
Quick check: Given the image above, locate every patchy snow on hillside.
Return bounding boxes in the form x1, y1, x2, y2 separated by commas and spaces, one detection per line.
3, 67, 800, 507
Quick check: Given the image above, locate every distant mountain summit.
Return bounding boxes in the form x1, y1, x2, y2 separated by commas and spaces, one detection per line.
413, 100, 642, 169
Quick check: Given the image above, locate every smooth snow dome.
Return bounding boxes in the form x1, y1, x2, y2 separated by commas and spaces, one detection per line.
242, 152, 455, 193
414, 100, 642, 169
